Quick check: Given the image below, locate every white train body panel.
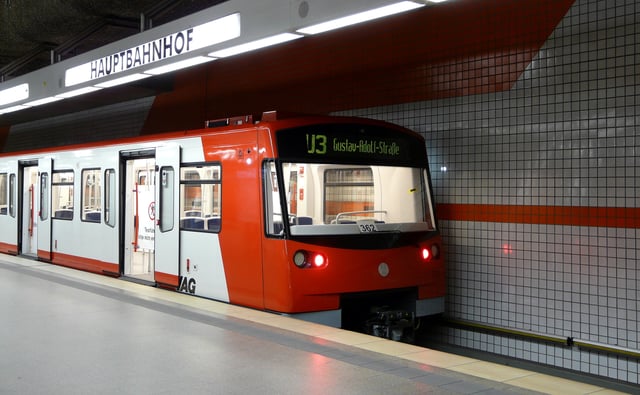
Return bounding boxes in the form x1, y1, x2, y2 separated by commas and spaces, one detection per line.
48, 149, 120, 266
179, 231, 229, 302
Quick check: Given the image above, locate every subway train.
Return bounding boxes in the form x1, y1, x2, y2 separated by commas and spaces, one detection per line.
0, 111, 444, 340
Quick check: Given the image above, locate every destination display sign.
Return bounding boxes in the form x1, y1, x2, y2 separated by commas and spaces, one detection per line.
276, 123, 427, 166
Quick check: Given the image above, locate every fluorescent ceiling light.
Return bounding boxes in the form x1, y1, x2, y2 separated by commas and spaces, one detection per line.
23, 96, 65, 107
209, 33, 302, 58
56, 86, 103, 99
0, 83, 29, 106
297, 1, 424, 35
95, 73, 151, 88
190, 13, 241, 51
144, 56, 216, 76
0, 105, 28, 115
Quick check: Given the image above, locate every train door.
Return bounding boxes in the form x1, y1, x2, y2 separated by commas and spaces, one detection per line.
154, 144, 180, 284
0, 161, 18, 254
122, 154, 156, 282
19, 162, 39, 257
37, 158, 52, 261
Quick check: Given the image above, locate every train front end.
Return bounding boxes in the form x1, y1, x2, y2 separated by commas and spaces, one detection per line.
262, 118, 445, 340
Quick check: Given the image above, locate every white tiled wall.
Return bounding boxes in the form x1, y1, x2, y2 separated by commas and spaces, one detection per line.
339, 0, 640, 385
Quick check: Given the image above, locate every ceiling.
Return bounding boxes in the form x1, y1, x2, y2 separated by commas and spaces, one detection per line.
0, 0, 228, 81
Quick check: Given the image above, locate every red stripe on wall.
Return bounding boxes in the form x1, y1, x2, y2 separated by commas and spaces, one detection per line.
437, 204, 640, 228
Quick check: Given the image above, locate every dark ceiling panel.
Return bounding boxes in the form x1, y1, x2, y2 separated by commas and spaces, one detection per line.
0, 0, 227, 80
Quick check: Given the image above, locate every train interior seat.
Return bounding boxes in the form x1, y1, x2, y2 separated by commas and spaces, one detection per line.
295, 216, 313, 225
206, 217, 220, 231
54, 209, 74, 219
85, 211, 101, 222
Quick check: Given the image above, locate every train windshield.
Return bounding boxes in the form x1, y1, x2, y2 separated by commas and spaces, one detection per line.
264, 161, 436, 236
266, 122, 437, 236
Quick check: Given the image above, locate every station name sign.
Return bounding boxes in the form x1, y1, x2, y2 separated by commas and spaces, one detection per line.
65, 13, 241, 87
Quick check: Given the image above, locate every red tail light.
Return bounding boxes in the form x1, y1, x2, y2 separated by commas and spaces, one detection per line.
312, 253, 326, 268
421, 247, 431, 262
293, 250, 328, 269
421, 244, 440, 263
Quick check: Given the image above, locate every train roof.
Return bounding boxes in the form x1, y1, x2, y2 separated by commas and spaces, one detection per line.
0, 111, 422, 158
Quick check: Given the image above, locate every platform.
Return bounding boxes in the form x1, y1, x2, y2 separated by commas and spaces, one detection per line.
0, 255, 626, 394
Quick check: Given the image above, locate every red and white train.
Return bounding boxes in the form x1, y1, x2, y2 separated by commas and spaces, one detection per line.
0, 112, 444, 339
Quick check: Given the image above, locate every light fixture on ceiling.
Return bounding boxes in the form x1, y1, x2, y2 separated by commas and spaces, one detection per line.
209, 32, 303, 58
296, 1, 425, 35
188, 13, 242, 51
56, 86, 103, 99
0, 105, 29, 115
23, 97, 65, 107
94, 73, 151, 88
144, 56, 216, 76
0, 83, 29, 106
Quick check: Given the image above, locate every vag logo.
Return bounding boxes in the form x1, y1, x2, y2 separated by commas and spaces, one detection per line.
177, 276, 196, 294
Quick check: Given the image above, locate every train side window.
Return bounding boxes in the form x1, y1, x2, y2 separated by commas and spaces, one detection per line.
40, 172, 49, 220
0, 173, 6, 215
263, 161, 284, 237
179, 164, 220, 232
159, 166, 174, 232
52, 170, 74, 220
9, 174, 15, 217
104, 169, 116, 227
81, 169, 102, 223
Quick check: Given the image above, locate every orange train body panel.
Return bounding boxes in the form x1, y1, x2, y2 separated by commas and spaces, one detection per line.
49, 251, 119, 276
0, 242, 18, 255
262, 236, 446, 313
201, 128, 266, 309
155, 272, 179, 289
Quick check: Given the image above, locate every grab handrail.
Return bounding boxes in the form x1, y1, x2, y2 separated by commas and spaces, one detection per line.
335, 210, 387, 223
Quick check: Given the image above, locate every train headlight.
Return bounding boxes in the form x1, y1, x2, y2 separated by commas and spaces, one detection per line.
293, 251, 307, 268
293, 250, 327, 269
431, 244, 440, 258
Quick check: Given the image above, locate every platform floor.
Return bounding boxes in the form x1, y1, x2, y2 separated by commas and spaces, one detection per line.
0, 255, 627, 394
